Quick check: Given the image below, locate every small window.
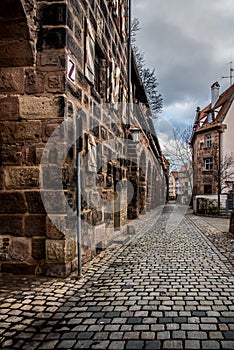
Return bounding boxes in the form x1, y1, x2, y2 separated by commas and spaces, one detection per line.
206, 135, 211, 148
205, 158, 213, 170
94, 45, 107, 99
204, 184, 212, 194
94, 50, 101, 93
208, 112, 213, 123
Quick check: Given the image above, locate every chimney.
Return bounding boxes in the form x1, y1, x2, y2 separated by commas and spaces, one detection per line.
211, 81, 220, 107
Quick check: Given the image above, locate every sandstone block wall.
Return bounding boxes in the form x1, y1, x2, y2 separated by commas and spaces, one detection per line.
0, 0, 168, 276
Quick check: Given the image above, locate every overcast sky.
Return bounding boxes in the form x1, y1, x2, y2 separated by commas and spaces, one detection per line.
132, 0, 234, 134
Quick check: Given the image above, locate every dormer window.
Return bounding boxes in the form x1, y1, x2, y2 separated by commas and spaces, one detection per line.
208, 112, 213, 123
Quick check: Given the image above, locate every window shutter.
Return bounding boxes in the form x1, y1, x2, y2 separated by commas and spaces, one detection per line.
88, 134, 97, 172
113, 0, 119, 17
121, 3, 126, 40
114, 66, 121, 106
106, 62, 111, 102
85, 19, 95, 84
122, 86, 127, 120
110, 58, 115, 104
100, 59, 107, 98
106, 59, 114, 103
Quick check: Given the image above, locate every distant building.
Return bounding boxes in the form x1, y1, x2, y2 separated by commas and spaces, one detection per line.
191, 82, 234, 211
177, 164, 193, 205
169, 171, 178, 201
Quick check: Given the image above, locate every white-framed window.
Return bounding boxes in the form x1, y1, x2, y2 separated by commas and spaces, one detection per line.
205, 158, 213, 170
206, 134, 212, 148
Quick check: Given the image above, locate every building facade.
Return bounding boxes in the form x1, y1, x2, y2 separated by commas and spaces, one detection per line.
168, 172, 177, 201
191, 82, 234, 210
0, 0, 167, 276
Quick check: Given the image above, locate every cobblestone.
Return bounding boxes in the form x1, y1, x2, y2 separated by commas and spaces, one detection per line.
0, 205, 234, 349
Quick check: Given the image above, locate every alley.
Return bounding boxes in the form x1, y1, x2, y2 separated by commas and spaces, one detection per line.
0, 205, 234, 350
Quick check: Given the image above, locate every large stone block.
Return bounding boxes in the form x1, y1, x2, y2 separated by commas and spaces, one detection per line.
25, 191, 46, 214
38, 28, 66, 51
44, 262, 72, 277
0, 192, 27, 214
40, 3, 68, 25
25, 69, 44, 94
1, 121, 42, 144
46, 216, 65, 240
32, 238, 45, 260
0, 68, 24, 94
1, 145, 25, 166
9, 238, 30, 261
19, 96, 64, 119
42, 120, 64, 141
94, 223, 106, 248
0, 236, 9, 261
67, 34, 83, 67
92, 209, 103, 225
70, 0, 84, 24
38, 51, 65, 71
1, 263, 37, 274
46, 238, 75, 264
0, 215, 24, 236
40, 191, 68, 214
25, 215, 46, 237
45, 72, 65, 93
0, 39, 33, 67
0, 170, 4, 189
5, 167, 39, 189
42, 166, 63, 190
0, 97, 19, 120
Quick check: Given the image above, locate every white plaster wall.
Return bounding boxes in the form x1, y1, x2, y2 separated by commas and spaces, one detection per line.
222, 100, 234, 186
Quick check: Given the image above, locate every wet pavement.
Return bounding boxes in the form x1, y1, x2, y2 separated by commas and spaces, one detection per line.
0, 205, 234, 349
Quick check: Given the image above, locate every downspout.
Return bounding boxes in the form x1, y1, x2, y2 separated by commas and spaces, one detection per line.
76, 114, 82, 278
218, 128, 222, 211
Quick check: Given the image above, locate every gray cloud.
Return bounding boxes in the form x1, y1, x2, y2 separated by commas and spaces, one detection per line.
133, 0, 234, 129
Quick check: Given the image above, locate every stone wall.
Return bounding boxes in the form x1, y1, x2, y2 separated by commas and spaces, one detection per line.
0, 0, 69, 275
0, 0, 168, 276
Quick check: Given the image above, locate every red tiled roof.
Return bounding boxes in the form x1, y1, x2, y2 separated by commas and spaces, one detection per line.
194, 83, 234, 131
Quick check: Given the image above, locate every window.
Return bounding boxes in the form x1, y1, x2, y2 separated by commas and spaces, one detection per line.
94, 45, 104, 94
205, 158, 213, 170
85, 19, 95, 84
85, 19, 106, 97
206, 135, 211, 148
204, 184, 212, 194
208, 113, 213, 123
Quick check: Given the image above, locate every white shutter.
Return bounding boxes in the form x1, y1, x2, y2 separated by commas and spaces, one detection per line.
121, 3, 126, 40
113, 0, 119, 17
122, 86, 127, 120
106, 61, 111, 102
114, 66, 121, 107
110, 58, 115, 104
85, 19, 95, 84
88, 135, 97, 172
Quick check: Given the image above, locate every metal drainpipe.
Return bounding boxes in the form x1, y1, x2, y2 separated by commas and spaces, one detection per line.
218, 128, 222, 211
76, 114, 82, 278
127, 0, 132, 125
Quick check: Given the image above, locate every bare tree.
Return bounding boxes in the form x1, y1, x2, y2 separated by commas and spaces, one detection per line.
211, 146, 234, 193
163, 126, 193, 194
131, 18, 163, 115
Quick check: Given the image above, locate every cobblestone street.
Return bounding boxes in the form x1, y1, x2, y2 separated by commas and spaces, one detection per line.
1, 205, 234, 349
